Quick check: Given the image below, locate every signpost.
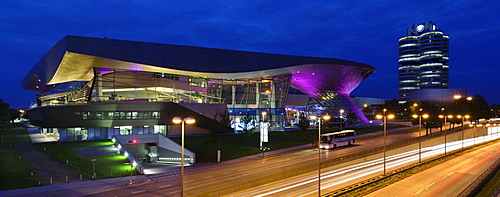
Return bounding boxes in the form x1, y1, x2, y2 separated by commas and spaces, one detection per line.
91, 158, 97, 179
124, 162, 133, 185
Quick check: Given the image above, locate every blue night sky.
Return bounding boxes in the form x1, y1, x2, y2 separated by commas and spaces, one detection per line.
1, 0, 499, 109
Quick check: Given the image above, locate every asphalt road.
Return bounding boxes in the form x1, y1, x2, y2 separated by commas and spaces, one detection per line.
89, 126, 495, 197
365, 140, 500, 197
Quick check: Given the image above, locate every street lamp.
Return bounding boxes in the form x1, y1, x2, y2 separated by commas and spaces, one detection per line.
412, 113, 429, 162
339, 109, 344, 130
310, 114, 330, 196
439, 115, 453, 154
469, 123, 477, 145
376, 112, 394, 175
456, 115, 469, 148
172, 117, 195, 197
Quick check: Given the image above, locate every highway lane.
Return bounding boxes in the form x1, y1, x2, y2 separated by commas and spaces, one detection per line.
90, 126, 496, 197
224, 131, 500, 196
366, 140, 500, 197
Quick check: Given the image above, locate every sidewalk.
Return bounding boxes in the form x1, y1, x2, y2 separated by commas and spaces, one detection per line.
0, 176, 150, 197
0, 123, 415, 197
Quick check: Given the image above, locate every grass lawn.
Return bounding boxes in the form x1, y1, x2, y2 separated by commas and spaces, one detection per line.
0, 123, 408, 191
171, 125, 407, 163
33, 141, 139, 179
0, 125, 39, 190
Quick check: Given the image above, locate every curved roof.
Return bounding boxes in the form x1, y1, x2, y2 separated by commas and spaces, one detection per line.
21, 35, 375, 97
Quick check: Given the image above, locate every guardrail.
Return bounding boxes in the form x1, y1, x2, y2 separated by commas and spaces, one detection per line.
457, 157, 500, 197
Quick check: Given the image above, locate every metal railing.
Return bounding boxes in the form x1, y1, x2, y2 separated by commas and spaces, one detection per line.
457, 157, 500, 197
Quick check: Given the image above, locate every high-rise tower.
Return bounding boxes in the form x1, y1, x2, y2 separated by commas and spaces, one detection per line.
398, 21, 449, 103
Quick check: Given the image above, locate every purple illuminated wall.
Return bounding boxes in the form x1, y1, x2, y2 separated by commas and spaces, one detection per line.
288, 64, 372, 123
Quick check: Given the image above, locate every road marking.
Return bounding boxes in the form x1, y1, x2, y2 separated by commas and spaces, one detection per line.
169, 191, 179, 194
426, 182, 435, 188
159, 184, 172, 188
131, 190, 146, 194
204, 176, 213, 179
186, 179, 194, 183
222, 172, 231, 175
447, 172, 454, 176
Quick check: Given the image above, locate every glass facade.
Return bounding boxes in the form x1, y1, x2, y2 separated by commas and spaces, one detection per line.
36, 67, 292, 133
74, 111, 161, 120
44, 125, 168, 141
398, 21, 449, 103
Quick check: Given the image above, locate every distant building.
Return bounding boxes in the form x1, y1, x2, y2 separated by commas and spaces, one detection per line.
398, 21, 450, 104
410, 89, 467, 107
350, 96, 389, 109
351, 96, 390, 117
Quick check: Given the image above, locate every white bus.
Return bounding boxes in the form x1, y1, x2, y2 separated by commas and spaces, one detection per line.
319, 130, 356, 149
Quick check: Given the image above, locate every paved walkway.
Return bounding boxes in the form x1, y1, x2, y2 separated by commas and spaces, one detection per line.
12, 126, 91, 185
0, 123, 416, 197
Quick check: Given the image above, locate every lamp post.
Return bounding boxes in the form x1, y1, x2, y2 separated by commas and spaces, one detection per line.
413, 113, 428, 163
339, 109, 344, 131
469, 123, 476, 144
439, 115, 453, 154
456, 115, 469, 148
376, 110, 394, 175
310, 114, 330, 197
173, 117, 195, 197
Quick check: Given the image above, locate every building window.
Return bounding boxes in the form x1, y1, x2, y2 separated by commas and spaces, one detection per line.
74, 111, 161, 120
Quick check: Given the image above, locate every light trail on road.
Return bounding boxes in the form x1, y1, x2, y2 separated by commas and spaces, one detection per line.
228, 131, 500, 196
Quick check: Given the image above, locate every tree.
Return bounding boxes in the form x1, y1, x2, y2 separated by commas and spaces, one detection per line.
491, 103, 500, 118
362, 105, 374, 119
0, 99, 11, 124
297, 113, 310, 132
449, 95, 490, 122
9, 109, 20, 123
345, 108, 358, 125
238, 114, 255, 150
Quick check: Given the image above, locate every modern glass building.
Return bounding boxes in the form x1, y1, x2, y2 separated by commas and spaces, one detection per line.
398, 21, 450, 103
21, 35, 375, 141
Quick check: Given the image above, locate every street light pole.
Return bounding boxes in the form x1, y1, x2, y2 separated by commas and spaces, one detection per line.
439, 115, 452, 154
457, 115, 469, 149
339, 109, 344, 131
311, 114, 330, 197
376, 110, 394, 175
318, 117, 321, 197
173, 117, 195, 197
383, 115, 387, 174
413, 113, 428, 163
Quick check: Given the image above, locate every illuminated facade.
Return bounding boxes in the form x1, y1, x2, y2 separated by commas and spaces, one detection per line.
398, 21, 449, 103
21, 36, 375, 141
